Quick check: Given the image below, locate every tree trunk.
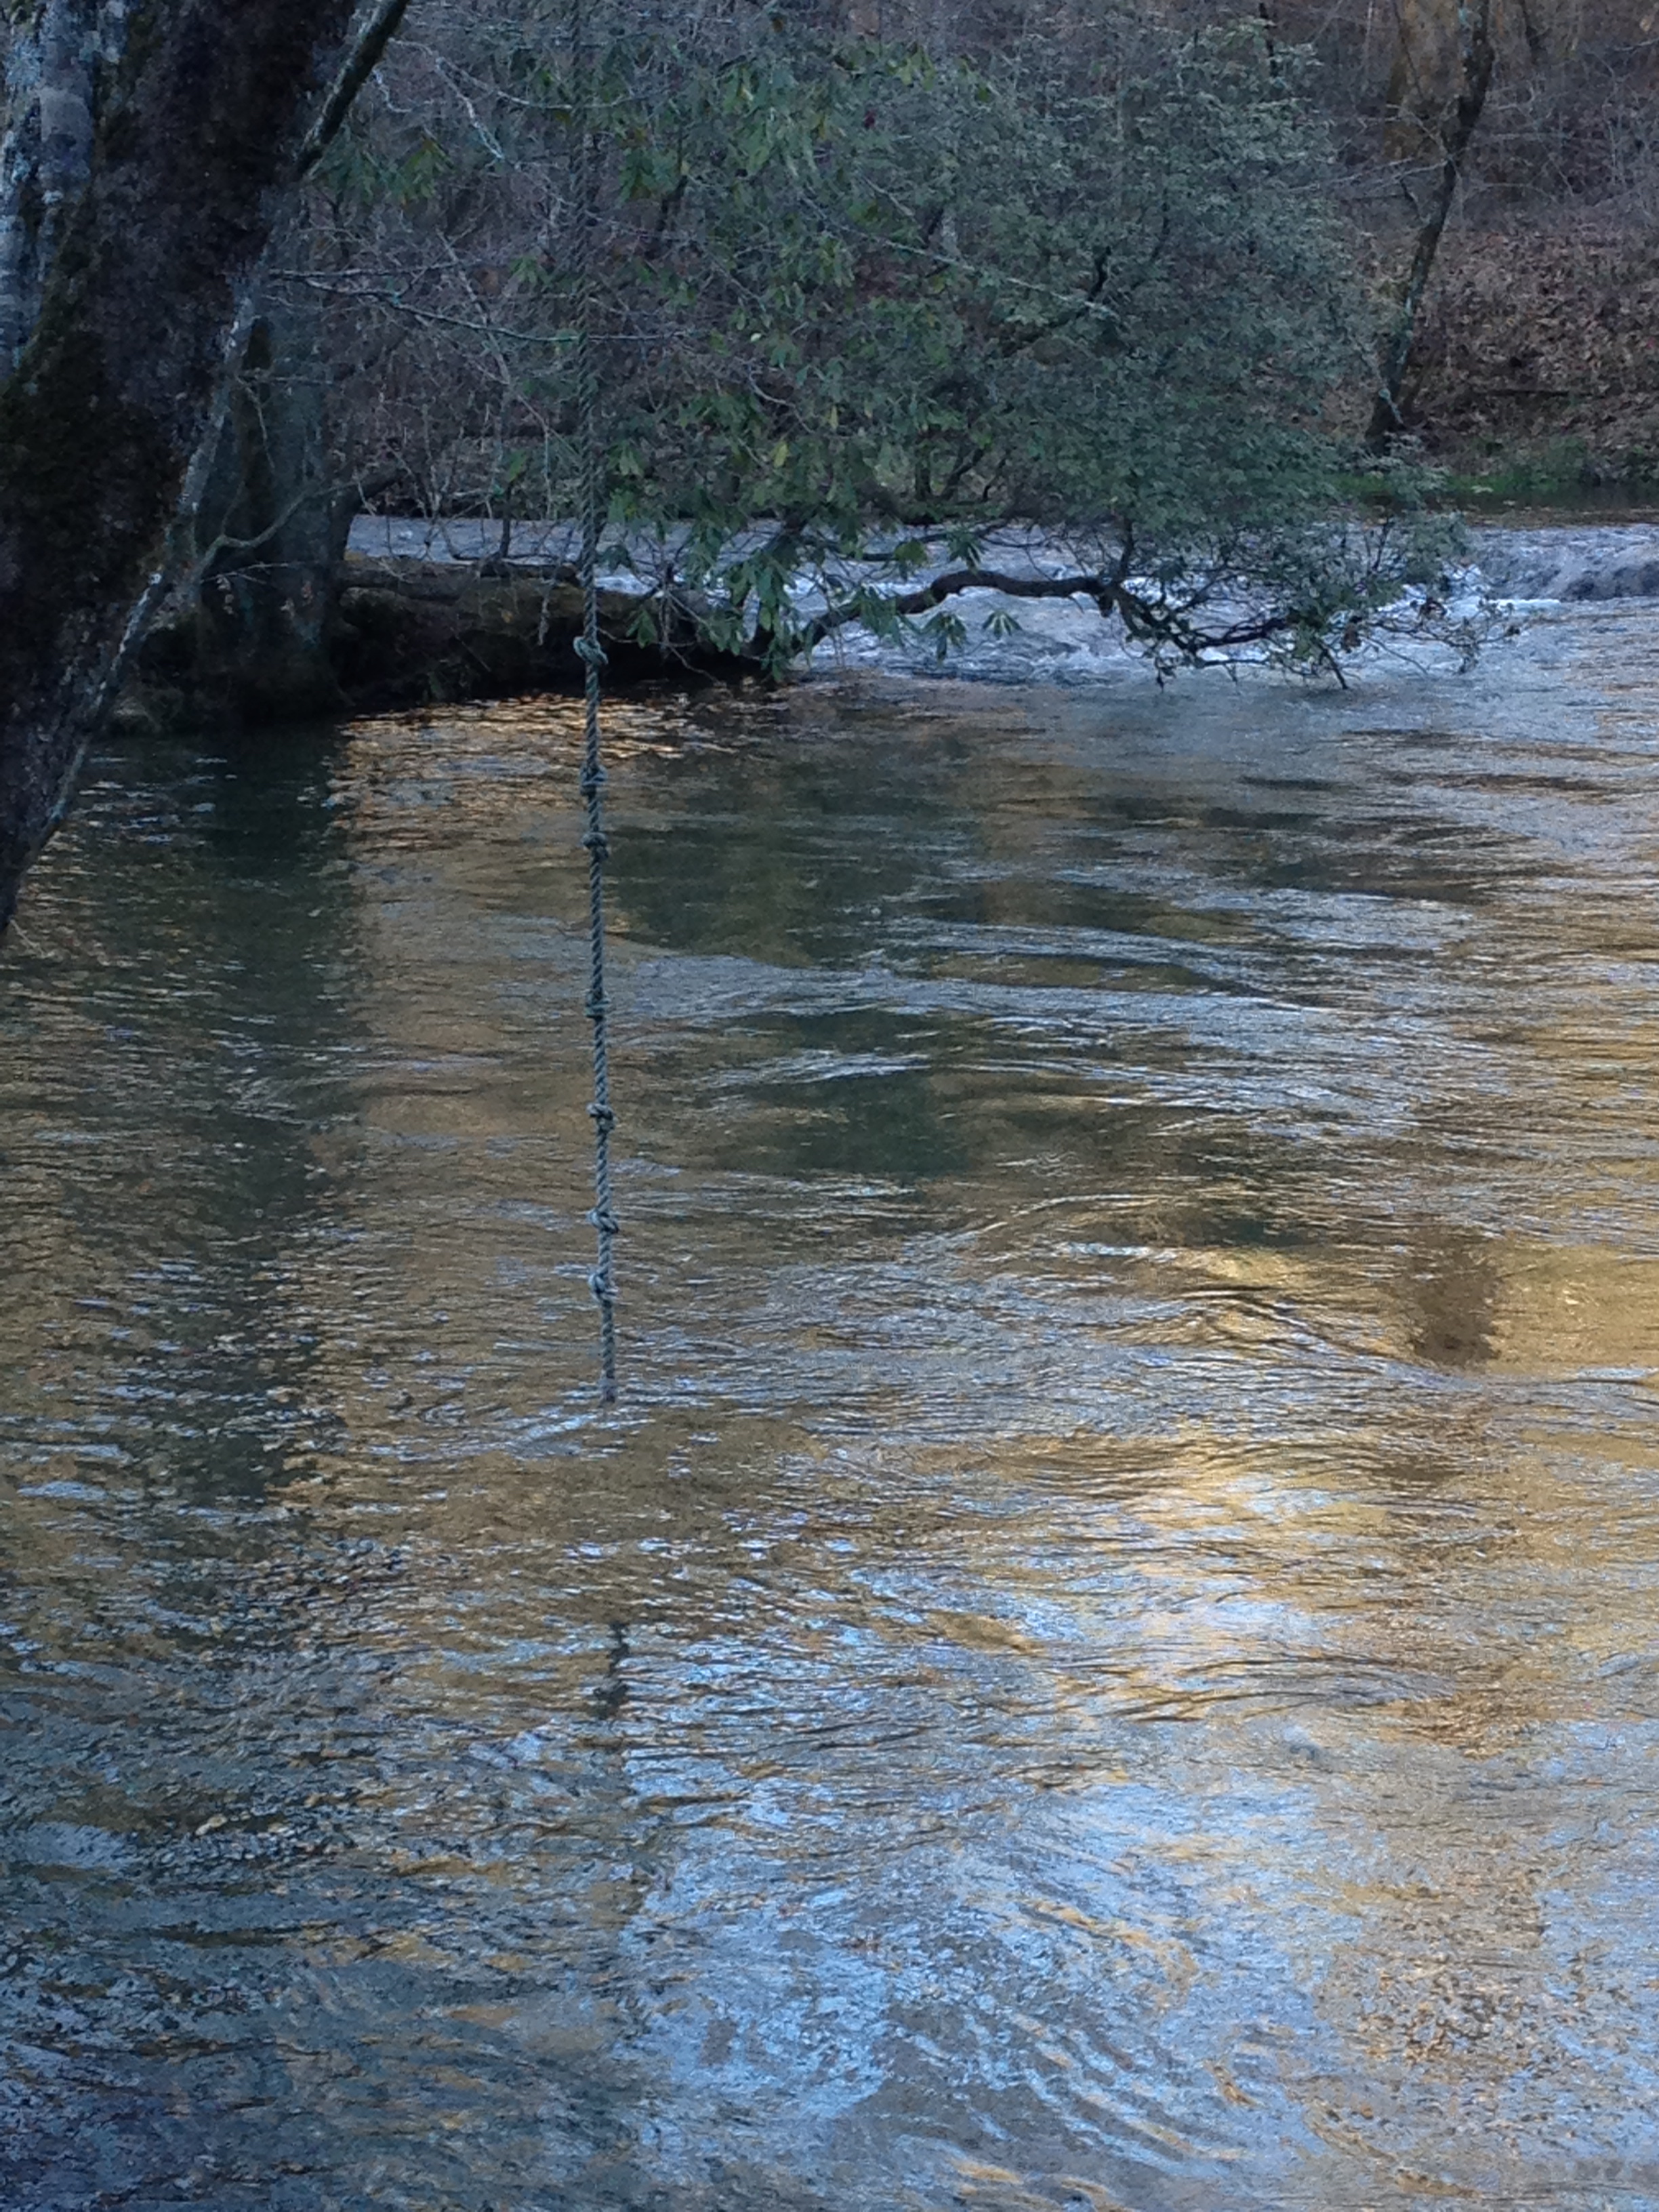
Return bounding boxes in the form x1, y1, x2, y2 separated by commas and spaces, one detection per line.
185, 0, 411, 723
0, 0, 359, 935
0, 0, 106, 367
1369, 0, 1496, 448
1384, 0, 1465, 165
194, 277, 352, 722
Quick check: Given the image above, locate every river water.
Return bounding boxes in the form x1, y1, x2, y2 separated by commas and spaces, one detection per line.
3, 600, 1658, 2210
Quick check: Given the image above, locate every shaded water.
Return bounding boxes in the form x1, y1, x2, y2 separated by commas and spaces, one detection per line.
3, 609, 1659, 2211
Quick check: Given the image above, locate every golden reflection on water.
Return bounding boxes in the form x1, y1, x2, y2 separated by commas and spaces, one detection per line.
3, 626, 1659, 2209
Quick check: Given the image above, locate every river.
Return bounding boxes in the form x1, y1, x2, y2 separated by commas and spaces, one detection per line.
3, 577, 1658, 2209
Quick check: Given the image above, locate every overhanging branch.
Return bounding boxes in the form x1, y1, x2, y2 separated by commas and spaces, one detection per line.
788, 539, 1321, 672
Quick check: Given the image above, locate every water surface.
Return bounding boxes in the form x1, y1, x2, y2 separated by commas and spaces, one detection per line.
4, 611, 1659, 2209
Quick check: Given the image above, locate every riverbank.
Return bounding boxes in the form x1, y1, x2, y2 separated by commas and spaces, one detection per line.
1406, 223, 1659, 493
110, 514, 1659, 731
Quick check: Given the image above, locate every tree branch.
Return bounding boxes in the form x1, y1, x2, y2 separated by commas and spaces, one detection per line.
295, 0, 411, 180
781, 540, 1345, 679
802, 566, 1115, 653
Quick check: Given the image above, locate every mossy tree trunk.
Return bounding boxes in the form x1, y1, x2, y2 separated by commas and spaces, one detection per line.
0, 0, 360, 935
0, 0, 105, 368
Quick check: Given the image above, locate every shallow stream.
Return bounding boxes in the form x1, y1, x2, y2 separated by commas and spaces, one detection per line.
3, 600, 1659, 2209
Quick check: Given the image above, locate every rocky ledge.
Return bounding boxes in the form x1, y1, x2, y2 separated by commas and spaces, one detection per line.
1467, 519, 1659, 602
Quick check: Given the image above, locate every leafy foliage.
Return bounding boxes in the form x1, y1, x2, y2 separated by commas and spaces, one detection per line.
310, 3, 1462, 674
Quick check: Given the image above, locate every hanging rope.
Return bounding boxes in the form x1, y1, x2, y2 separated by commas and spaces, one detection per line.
572, 0, 617, 1401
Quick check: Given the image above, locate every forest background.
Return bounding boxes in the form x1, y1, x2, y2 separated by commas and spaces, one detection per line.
311, 0, 1659, 511
0, 0, 1655, 794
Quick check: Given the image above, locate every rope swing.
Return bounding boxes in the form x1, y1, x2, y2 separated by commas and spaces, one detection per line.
572, 0, 618, 1402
